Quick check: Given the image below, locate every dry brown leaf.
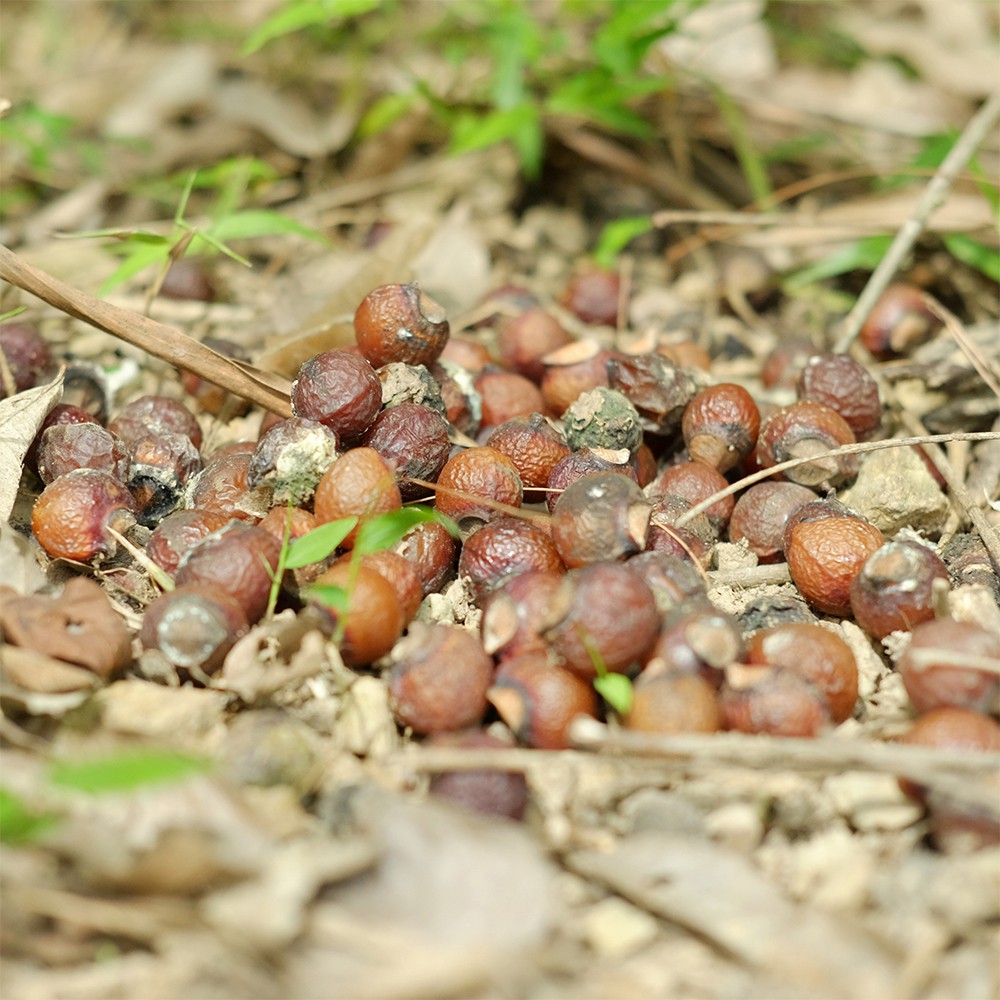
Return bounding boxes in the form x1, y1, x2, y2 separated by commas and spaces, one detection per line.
0, 371, 63, 522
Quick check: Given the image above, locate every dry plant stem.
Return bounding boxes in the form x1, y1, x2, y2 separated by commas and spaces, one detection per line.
833, 90, 1000, 354
899, 412, 1000, 574
708, 563, 792, 587
652, 208, 906, 232
0, 245, 293, 417
673, 431, 1000, 527
907, 648, 1000, 675
403, 476, 551, 523
922, 294, 1000, 399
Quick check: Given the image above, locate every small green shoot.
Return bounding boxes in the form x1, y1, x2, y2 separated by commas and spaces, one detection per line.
353, 505, 459, 555
48, 749, 211, 795
579, 629, 633, 716
0, 306, 28, 325
593, 215, 654, 270
0, 788, 58, 845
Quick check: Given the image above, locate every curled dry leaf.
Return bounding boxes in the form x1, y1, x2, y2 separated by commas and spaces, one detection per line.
0, 577, 131, 677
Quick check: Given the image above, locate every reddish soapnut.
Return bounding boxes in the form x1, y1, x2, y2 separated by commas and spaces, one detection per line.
761, 337, 817, 390
646, 460, 734, 533
785, 514, 884, 616
459, 517, 564, 601
625, 670, 722, 734
291, 349, 383, 443
481, 570, 564, 660
473, 284, 541, 328
539, 340, 612, 415
333, 549, 423, 625
174, 523, 281, 623
362, 402, 451, 501
647, 606, 744, 687
258, 505, 320, 545
646, 493, 718, 560
545, 447, 637, 513
623, 551, 707, 614
681, 383, 760, 472
313, 446, 402, 547
108, 394, 203, 452
426, 729, 529, 821
128, 431, 203, 527
32, 469, 138, 563
312, 561, 406, 665
160, 258, 216, 302
26, 403, 101, 471
36, 422, 130, 485
745, 623, 858, 724
388, 622, 494, 734
248, 417, 339, 506
432, 360, 482, 435
859, 283, 941, 359
657, 339, 711, 371
354, 282, 450, 368
849, 540, 949, 640
496, 308, 572, 382
721, 666, 831, 737
140, 584, 248, 675
542, 562, 659, 678
432, 447, 523, 524
551, 472, 651, 567
439, 336, 492, 373
897, 619, 999, 715
756, 401, 857, 488
898, 707, 1000, 851
393, 520, 458, 596
560, 265, 621, 326
485, 414, 571, 493
0, 321, 54, 395
606, 352, 695, 436
146, 509, 231, 574
632, 443, 658, 488
489, 651, 598, 750
728, 482, 816, 563
186, 451, 262, 523
796, 353, 882, 440
474, 369, 546, 427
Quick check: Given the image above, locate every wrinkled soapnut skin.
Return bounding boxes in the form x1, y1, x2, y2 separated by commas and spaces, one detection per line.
485, 414, 571, 494
354, 283, 450, 369
433, 447, 523, 525
108, 394, 203, 452
682, 383, 761, 473
475, 369, 546, 428
313, 446, 402, 547
291, 349, 383, 443
545, 447, 637, 514
459, 517, 565, 602
606, 352, 695, 437
0, 321, 54, 395
756, 401, 857, 489
625, 671, 722, 734
362, 402, 451, 501
796, 353, 882, 441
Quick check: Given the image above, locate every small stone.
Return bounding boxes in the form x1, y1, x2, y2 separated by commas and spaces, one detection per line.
705, 801, 764, 852
583, 896, 660, 958
824, 772, 923, 832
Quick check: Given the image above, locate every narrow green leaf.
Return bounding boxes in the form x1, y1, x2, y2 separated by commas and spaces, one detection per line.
354, 506, 458, 555
242, 0, 378, 55
285, 517, 359, 568
49, 750, 211, 795
0, 306, 27, 324
713, 84, 773, 208
594, 215, 653, 269
357, 92, 417, 139
943, 234, 1000, 283
99, 243, 171, 294
594, 672, 634, 716
207, 210, 328, 245
306, 583, 350, 615
782, 235, 893, 291
0, 788, 57, 844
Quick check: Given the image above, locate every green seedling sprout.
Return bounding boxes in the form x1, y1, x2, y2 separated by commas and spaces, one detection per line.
579, 628, 634, 717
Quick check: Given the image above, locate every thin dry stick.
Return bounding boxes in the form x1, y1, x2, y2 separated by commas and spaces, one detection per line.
922, 293, 1000, 400
0, 245, 293, 417
672, 431, 1000, 527
833, 90, 1000, 354
899, 412, 1000, 573
652, 208, 911, 231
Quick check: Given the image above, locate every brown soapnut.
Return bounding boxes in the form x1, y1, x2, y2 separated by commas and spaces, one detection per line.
550, 471, 650, 567
859, 283, 941, 359
728, 482, 816, 563
361, 402, 451, 501
312, 561, 406, 665
354, 282, 450, 369
490, 651, 599, 750
388, 622, 494, 735
897, 619, 999, 715
248, 416, 339, 507
497, 308, 572, 382
796, 353, 882, 440
625, 670, 722, 734
785, 513, 884, 617
140, 584, 248, 676
560, 265, 622, 327
393, 520, 459, 596
646, 460, 734, 533
721, 665, 831, 738
539, 340, 612, 415
332, 549, 423, 625
647, 606, 744, 688
623, 551, 707, 614
745, 623, 859, 724
186, 451, 263, 524
291, 349, 383, 443
32, 468, 138, 563
474, 369, 546, 427
485, 413, 571, 494
36, 422, 130, 485
545, 447, 637, 513
681, 383, 760, 473
756, 401, 857, 489
432, 446, 523, 525
458, 516, 564, 602
146, 508, 231, 574
108, 394, 203, 452
0, 320, 54, 395
174, 523, 281, 623
313, 446, 402, 547
606, 351, 695, 437
542, 562, 659, 678
481, 570, 565, 660
849, 539, 949, 640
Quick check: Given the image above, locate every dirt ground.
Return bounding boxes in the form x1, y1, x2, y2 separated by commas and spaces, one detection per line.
1, 2, 998, 999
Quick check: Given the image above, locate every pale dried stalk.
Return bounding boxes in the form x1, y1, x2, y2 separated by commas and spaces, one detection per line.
922, 293, 1000, 400
0, 245, 293, 417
